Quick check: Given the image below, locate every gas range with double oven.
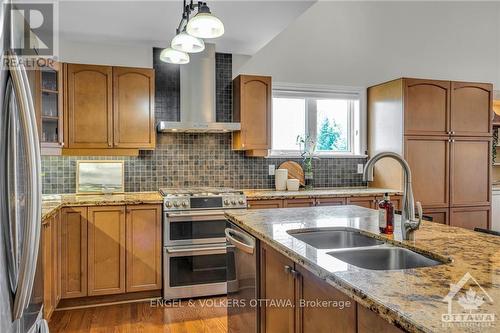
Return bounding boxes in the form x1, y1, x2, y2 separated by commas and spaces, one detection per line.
160, 187, 246, 300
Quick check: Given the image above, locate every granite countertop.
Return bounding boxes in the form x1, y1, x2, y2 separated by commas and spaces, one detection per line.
225, 206, 500, 333
243, 187, 402, 200
42, 192, 163, 220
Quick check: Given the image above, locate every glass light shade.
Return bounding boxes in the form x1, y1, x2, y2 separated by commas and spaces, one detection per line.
159, 47, 189, 64
186, 13, 224, 39
171, 31, 205, 53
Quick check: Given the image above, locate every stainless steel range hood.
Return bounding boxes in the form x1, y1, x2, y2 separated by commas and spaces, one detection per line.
157, 44, 241, 133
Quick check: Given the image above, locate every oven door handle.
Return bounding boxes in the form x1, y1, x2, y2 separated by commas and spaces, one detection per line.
166, 244, 234, 255
225, 228, 255, 255
166, 210, 227, 222
166, 210, 227, 218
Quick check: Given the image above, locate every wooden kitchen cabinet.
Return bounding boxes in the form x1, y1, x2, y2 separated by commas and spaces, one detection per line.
450, 138, 491, 207
61, 207, 88, 299
232, 75, 272, 157
295, 265, 356, 333
450, 82, 492, 137
260, 243, 398, 333
357, 304, 404, 333
347, 196, 377, 209
315, 197, 346, 206
368, 77, 492, 231
34, 62, 65, 155
260, 243, 295, 333
404, 78, 450, 136
247, 199, 283, 209
43, 215, 57, 319
61, 204, 162, 301
283, 198, 316, 208
87, 206, 126, 296
64, 63, 156, 154
450, 206, 490, 230
113, 67, 155, 149
404, 136, 449, 208
125, 204, 162, 292
422, 207, 449, 225
65, 64, 113, 149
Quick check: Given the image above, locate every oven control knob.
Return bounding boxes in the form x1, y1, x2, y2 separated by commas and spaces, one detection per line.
231, 200, 237, 205
224, 199, 230, 205
238, 199, 245, 205
173, 202, 180, 208
181, 201, 188, 208
165, 201, 172, 208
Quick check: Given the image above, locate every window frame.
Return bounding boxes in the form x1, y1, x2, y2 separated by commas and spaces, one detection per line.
269, 83, 366, 158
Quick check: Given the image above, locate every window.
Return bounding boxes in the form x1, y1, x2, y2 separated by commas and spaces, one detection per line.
270, 86, 364, 157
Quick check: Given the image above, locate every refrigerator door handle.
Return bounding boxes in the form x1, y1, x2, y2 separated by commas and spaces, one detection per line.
8, 53, 42, 320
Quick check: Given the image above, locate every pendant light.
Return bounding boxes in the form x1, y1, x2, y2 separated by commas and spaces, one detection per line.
160, 0, 224, 65
186, 3, 224, 39
171, 31, 205, 53
160, 48, 190, 65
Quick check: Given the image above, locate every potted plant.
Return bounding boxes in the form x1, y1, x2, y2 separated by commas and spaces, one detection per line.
297, 135, 317, 190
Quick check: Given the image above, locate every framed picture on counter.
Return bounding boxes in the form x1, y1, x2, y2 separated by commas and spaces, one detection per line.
76, 160, 125, 194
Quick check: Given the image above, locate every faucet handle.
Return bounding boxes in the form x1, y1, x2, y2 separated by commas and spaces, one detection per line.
415, 201, 423, 221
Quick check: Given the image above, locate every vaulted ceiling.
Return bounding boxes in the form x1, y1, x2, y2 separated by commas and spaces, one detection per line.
58, 0, 315, 55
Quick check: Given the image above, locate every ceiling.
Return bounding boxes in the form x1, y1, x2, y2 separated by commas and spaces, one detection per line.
58, 0, 315, 55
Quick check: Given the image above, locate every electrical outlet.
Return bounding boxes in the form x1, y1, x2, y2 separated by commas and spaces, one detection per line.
357, 164, 364, 174
268, 165, 276, 176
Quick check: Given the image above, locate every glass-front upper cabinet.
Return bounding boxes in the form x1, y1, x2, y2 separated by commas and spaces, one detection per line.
36, 62, 64, 155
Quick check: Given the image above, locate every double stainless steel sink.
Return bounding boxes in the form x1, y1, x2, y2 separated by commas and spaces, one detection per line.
286, 227, 443, 270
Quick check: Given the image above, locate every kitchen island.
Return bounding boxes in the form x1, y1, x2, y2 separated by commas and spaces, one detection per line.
225, 206, 500, 333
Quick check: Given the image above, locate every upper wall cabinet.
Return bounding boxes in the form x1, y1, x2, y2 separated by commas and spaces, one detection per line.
64, 63, 155, 155
404, 78, 450, 136
113, 67, 155, 149
450, 82, 492, 137
232, 74, 272, 157
30, 61, 65, 155
403, 79, 492, 137
66, 64, 113, 149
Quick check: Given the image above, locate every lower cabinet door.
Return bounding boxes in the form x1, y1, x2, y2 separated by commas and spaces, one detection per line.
450, 206, 490, 230
87, 206, 126, 296
357, 304, 404, 333
126, 204, 162, 292
296, 266, 356, 333
260, 243, 295, 333
61, 207, 88, 299
42, 217, 54, 319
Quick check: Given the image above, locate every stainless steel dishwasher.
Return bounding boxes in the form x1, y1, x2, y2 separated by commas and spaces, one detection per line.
225, 223, 259, 333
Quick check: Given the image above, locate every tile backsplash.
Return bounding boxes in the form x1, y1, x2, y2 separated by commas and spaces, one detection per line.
41, 51, 366, 194
42, 133, 366, 193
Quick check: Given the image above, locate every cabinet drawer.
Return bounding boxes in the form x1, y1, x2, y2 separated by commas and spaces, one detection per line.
247, 199, 283, 209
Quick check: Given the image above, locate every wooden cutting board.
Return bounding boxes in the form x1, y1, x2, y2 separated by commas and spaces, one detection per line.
278, 161, 305, 186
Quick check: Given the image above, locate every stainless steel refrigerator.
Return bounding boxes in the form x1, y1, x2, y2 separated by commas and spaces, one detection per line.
0, 0, 47, 332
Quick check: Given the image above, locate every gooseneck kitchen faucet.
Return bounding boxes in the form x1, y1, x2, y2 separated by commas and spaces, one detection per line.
363, 152, 423, 240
